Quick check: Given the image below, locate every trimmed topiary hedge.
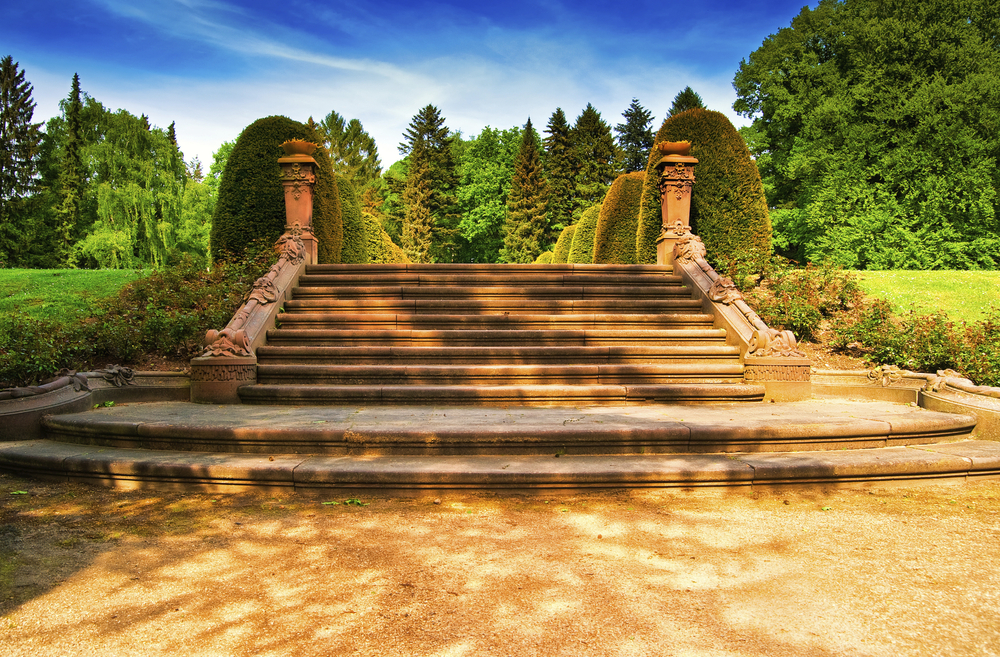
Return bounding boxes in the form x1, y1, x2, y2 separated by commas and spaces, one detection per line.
362, 211, 410, 264
593, 172, 644, 264
636, 109, 771, 273
338, 176, 367, 264
211, 116, 343, 263
551, 225, 577, 263
534, 251, 553, 264
567, 204, 601, 264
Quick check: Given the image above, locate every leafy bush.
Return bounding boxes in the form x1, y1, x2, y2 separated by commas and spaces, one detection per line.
551, 225, 576, 263
593, 172, 643, 264
534, 251, 553, 264
636, 109, 771, 273
0, 251, 274, 388
567, 204, 600, 264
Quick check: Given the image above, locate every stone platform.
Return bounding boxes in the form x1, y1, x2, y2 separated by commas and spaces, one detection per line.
3, 399, 997, 493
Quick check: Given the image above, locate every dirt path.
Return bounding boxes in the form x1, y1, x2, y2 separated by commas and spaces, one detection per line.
2, 474, 999, 656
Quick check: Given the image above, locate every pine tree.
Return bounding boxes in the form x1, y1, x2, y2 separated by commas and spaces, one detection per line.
317, 110, 382, 189
615, 98, 654, 173
398, 105, 460, 261
167, 121, 177, 145
500, 119, 549, 263
571, 103, 616, 218
401, 141, 434, 263
668, 86, 705, 117
542, 108, 576, 242
0, 55, 43, 264
54, 73, 84, 266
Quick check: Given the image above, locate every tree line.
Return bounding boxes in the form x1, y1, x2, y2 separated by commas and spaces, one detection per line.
0, 54, 705, 268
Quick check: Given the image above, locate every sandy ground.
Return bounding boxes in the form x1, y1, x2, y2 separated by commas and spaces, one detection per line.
1, 474, 999, 657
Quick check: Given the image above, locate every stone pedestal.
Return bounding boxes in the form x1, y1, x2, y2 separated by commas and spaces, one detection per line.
278, 146, 318, 265
654, 143, 698, 267
744, 357, 813, 402
189, 356, 257, 404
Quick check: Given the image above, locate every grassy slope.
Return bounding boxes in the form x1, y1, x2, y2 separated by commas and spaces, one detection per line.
0, 269, 148, 324
856, 271, 1000, 324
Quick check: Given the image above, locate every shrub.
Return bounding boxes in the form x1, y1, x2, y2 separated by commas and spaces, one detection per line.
211, 116, 343, 264
362, 211, 409, 264
636, 109, 771, 273
551, 225, 576, 263
567, 204, 601, 264
593, 172, 644, 264
535, 251, 553, 264
339, 176, 367, 264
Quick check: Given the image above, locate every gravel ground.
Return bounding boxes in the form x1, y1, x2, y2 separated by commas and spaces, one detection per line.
1, 474, 999, 657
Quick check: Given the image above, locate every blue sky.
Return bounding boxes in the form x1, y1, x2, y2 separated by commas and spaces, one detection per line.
2, 0, 814, 168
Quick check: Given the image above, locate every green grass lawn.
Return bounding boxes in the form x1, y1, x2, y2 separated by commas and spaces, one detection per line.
855, 270, 1000, 324
0, 269, 148, 324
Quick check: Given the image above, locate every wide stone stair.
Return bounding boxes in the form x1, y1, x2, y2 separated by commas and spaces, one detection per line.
240, 263, 765, 406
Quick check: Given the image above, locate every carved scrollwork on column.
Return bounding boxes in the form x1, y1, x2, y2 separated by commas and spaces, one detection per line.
708, 276, 744, 305
748, 328, 805, 358
203, 328, 253, 358
673, 233, 707, 265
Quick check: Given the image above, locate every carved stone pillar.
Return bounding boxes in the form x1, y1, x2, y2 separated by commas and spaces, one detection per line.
278, 140, 319, 265
654, 142, 698, 267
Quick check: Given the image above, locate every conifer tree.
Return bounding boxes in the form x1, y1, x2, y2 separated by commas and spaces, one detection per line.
500, 119, 548, 263
54, 73, 84, 266
571, 104, 616, 219
0, 55, 43, 264
167, 121, 177, 145
398, 105, 460, 261
401, 140, 435, 263
316, 110, 382, 189
668, 86, 705, 117
615, 98, 654, 173
542, 108, 576, 241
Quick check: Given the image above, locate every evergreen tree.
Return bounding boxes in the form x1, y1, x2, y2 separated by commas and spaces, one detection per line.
668, 86, 706, 117
167, 121, 177, 145
571, 103, 616, 218
316, 110, 382, 189
0, 55, 43, 265
401, 141, 434, 263
54, 73, 84, 266
398, 105, 460, 261
542, 108, 576, 241
500, 119, 549, 263
615, 98, 654, 173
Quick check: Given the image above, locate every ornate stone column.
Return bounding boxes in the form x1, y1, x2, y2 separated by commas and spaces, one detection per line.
278, 140, 319, 265
654, 141, 698, 267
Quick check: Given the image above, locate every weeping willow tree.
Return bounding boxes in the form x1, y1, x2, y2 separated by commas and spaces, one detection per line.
74, 110, 184, 268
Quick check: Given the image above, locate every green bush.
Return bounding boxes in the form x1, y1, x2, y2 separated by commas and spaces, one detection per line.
636, 109, 771, 273
551, 225, 576, 263
339, 176, 367, 264
534, 251, 553, 264
0, 252, 274, 388
362, 211, 409, 264
567, 204, 600, 264
593, 172, 644, 264
211, 116, 343, 264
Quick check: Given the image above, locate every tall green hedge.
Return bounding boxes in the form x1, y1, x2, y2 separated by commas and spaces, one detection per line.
567, 204, 601, 264
636, 109, 771, 272
535, 251, 554, 264
593, 172, 644, 264
211, 116, 343, 263
363, 211, 410, 264
551, 224, 577, 263
338, 176, 367, 264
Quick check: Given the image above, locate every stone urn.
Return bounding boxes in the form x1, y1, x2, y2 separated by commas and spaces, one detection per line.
280, 139, 318, 158
657, 141, 692, 157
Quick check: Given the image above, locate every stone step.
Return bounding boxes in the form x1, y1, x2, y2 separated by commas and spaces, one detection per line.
274, 312, 717, 330
296, 273, 686, 289
281, 298, 700, 313
263, 328, 730, 347
255, 345, 742, 365
288, 285, 701, 301
254, 362, 747, 386
31, 400, 980, 457
239, 383, 763, 406
304, 263, 673, 276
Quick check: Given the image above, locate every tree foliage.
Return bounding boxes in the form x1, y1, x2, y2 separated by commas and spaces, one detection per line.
500, 119, 549, 264
456, 126, 521, 262
568, 204, 601, 264
571, 104, 617, 219
0, 55, 43, 265
401, 140, 435, 263
551, 224, 576, 264
615, 98, 654, 173
593, 172, 644, 264
668, 86, 706, 117
543, 108, 577, 239
315, 111, 382, 190
734, 0, 1000, 269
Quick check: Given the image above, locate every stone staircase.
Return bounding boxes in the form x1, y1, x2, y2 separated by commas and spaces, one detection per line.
239, 263, 766, 406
